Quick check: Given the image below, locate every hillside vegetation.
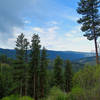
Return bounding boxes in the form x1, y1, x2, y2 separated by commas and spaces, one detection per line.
1, 65, 100, 100
1, 32, 100, 100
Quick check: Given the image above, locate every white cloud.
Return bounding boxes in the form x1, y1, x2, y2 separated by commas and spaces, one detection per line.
1, 24, 94, 52
65, 34, 74, 38
65, 26, 81, 36
24, 20, 31, 24
32, 27, 44, 33
6, 25, 59, 49
64, 15, 78, 22
46, 21, 58, 26
32, 26, 59, 48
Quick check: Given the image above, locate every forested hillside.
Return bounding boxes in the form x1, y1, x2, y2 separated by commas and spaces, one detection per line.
0, 48, 93, 60
0, 33, 100, 100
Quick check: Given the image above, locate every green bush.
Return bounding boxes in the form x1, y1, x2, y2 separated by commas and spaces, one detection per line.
1, 96, 34, 100
2, 95, 18, 100
47, 87, 66, 100
66, 87, 86, 100
71, 65, 100, 100
19, 96, 34, 100
73, 65, 96, 89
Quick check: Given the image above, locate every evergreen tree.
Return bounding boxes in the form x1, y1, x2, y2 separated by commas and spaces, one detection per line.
39, 47, 48, 98
23, 38, 29, 96
0, 64, 13, 96
29, 34, 41, 100
15, 33, 25, 61
0, 55, 7, 64
53, 56, 64, 89
64, 60, 73, 93
77, 0, 100, 64
14, 33, 29, 96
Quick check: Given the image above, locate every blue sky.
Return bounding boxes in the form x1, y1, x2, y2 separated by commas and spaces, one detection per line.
0, 0, 95, 52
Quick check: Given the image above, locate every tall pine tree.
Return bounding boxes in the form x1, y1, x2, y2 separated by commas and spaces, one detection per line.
64, 60, 73, 93
39, 47, 48, 98
77, 0, 100, 64
14, 33, 29, 96
23, 38, 29, 96
15, 33, 25, 61
29, 34, 41, 100
53, 56, 64, 89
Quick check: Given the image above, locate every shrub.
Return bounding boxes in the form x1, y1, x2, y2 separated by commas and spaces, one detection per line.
73, 65, 96, 89
47, 87, 66, 100
2, 95, 18, 100
66, 87, 86, 100
19, 96, 34, 100
1, 96, 34, 100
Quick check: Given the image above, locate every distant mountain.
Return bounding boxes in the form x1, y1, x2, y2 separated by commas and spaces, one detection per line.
0, 48, 97, 72
0, 48, 94, 61
75, 56, 98, 65
47, 50, 93, 61
0, 48, 16, 59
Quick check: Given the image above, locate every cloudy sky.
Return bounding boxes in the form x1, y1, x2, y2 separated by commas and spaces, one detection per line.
0, 0, 96, 52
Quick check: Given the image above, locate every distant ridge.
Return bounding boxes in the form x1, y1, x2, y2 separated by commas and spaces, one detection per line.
75, 56, 98, 65
0, 48, 94, 61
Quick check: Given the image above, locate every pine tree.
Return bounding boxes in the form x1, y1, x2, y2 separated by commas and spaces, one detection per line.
39, 47, 48, 98
15, 33, 25, 61
77, 0, 100, 64
29, 34, 41, 100
14, 33, 25, 96
14, 33, 29, 96
53, 56, 64, 89
0, 64, 13, 96
64, 60, 73, 93
0, 55, 7, 63
23, 38, 29, 96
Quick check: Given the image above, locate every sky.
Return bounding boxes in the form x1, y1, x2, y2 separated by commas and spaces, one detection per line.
0, 0, 96, 52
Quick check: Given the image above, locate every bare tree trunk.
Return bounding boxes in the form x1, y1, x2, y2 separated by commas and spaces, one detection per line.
0, 64, 2, 73
20, 79, 23, 97
34, 72, 38, 100
25, 79, 27, 96
94, 37, 99, 64
40, 77, 44, 98
34, 73, 35, 98
92, 8, 99, 64
93, 23, 99, 64
41, 84, 44, 98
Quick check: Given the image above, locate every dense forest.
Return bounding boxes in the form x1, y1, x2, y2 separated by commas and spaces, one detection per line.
0, 33, 100, 100
1, 0, 100, 100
